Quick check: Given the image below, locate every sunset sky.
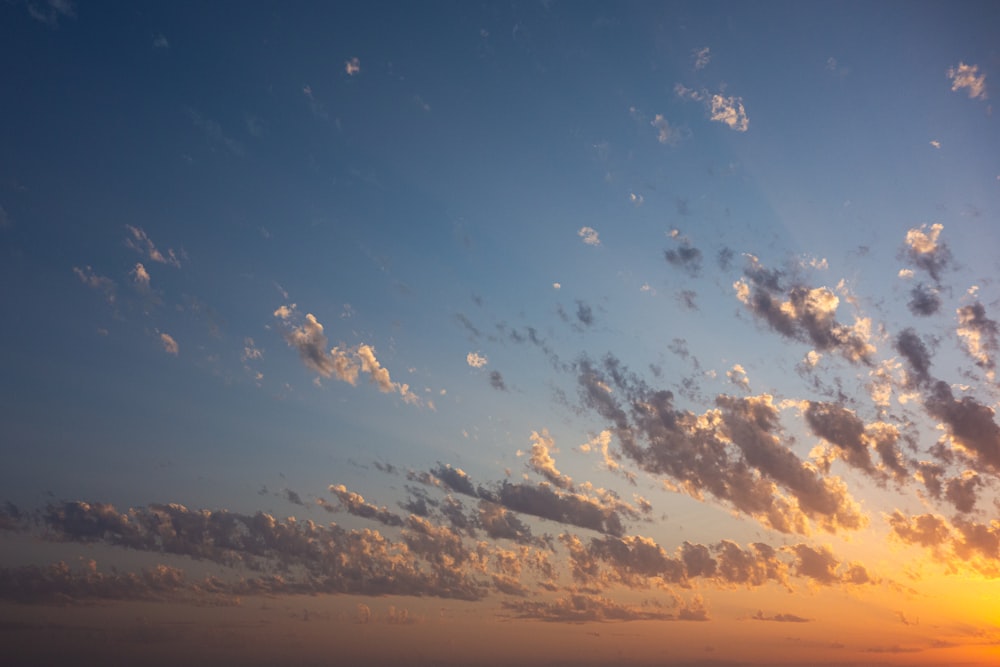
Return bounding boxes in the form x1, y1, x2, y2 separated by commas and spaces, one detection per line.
2, 2, 1000, 665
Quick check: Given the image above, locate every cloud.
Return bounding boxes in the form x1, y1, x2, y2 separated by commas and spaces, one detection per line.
947, 62, 986, 100
328, 484, 404, 527
923, 381, 1000, 472
726, 365, 749, 390
357, 344, 420, 404
467, 351, 488, 368
894, 328, 933, 386
576, 301, 594, 327
956, 303, 999, 380
185, 108, 245, 156
902, 223, 950, 283
709, 95, 749, 132
907, 283, 941, 316
345, 57, 361, 76
153, 34, 169, 49
277, 310, 360, 383
130, 262, 151, 289
674, 83, 704, 102
734, 265, 875, 365
25, 0, 75, 27
578, 226, 601, 246
159, 333, 179, 356
577, 356, 867, 534
490, 370, 507, 391
502, 591, 677, 623
650, 114, 677, 144
526, 429, 572, 489
752, 610, 811, 623
664, 239, 702, 276
692, 47, 711, 70
73, 266, 116, 304
124, 225, 181, 267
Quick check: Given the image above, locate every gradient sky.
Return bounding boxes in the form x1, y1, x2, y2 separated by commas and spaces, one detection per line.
2, 2, 1000, 666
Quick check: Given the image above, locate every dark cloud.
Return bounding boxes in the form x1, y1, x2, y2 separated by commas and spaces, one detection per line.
751, 610, 811, 622
907, 283, 941, 316
923, 381, 1000, 472
804, 401, 876, 476
717, 247, 734, 270
789, 544, 872, 586
943, 474, 981, 513
577, 356, 866, 534
502, 592, 677, 623
895, 328, 933, 386
0, 502, 22, 531
576, 301, 594, 327
490, 370, 508, 391
735, 259, 873, 364
283, 488, 305, 506
665, 243, 702, 276
676, 289, 698, 310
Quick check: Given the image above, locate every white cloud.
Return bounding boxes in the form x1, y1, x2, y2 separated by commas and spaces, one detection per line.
930, 140, 941, 149
709, 95, 749, 132
467, 352, 488, 368
160, 332, 179, 356
674, 83, 704, 102
898, 269, 914, 279
357, 344, 420, 405
578, 227, 601, 246
345, 57, 361, 76
727, 364, 750, 390
153, 34, 169, 49
629, 192, 644, 206
948, 62, 986, 100
273, 304, 296, 320
905, 222, 943, 255
552, 282, 561, 290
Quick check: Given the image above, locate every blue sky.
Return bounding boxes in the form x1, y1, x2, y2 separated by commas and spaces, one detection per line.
2, 2, 1000, 665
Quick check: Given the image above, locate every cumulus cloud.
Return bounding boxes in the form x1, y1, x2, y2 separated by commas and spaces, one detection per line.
526, 429, 572, 489
956, 303, 999, 379
907, 283, 941, 316
734, 263, 875, 365
276, 309, 359, 383
726, 365, 750, 390
328, 484, 404, 527
709, 95, 749, 132
345, 57, 361, 76
467, 351, 488, 368
664, 238, 702, 276
160, 333, 179, 356
124, 225, 181, 267
577, 355, 867, 534
902, 223, 950, 283
578, 226, 601, 246
947, 62, 986, 100
923, 381, 1000, 472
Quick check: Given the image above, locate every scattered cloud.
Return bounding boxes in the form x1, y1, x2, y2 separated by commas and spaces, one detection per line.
948, 62, 986, 100
153, 34, 169, 49
160, 332, 179, 356
345, 57, 361, 76
130, 262, 151, 289
124, 225, 181, 267
578, 226, 601, 246
650, 114, 677, 144
692, 47, 711, 70
25, 0, 75, 26
467, 351, 488, 368
709, 95, 750, 132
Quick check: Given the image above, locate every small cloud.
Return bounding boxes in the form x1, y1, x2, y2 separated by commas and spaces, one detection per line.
692, 47, 711, 70
629, 192, 643, 206
898, 269, 914, 279
26, 0, 75, 26
709, 95, 749, 132
124, 225, 181, 267
930, 140, 941, 149
160, 333, 179, 356
153, 34, 169, 49
552, 282, 561, 290
948, 62, 986, 100
345, 57, 361, 76
467, 352, 488, 368
578, 227, 601, 246
130, 263, 150, 288
489, 370, 507, 391
650, 114, 677, 144
674, 83, 704, 102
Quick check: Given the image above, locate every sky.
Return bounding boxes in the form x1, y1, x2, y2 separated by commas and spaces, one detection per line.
2, 1, 1000, 665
